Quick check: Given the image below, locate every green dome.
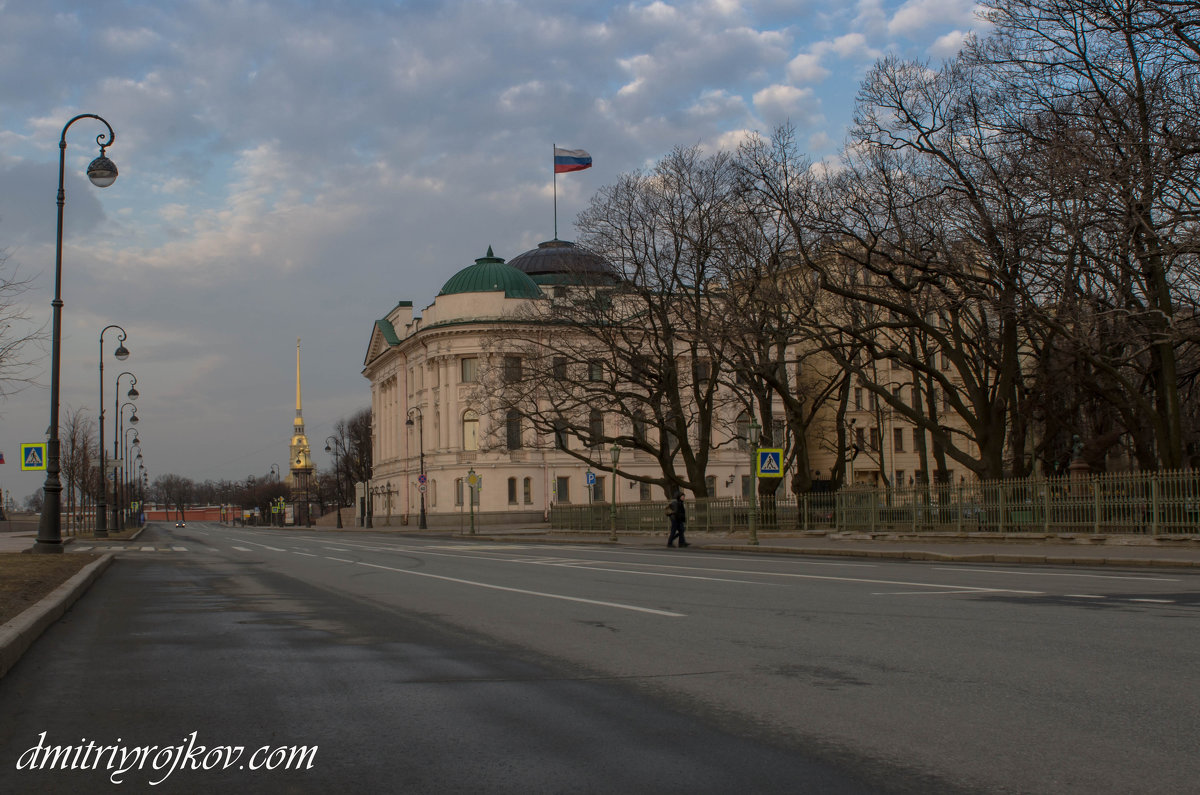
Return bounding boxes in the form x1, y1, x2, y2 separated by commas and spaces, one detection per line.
438, 247, 545, 299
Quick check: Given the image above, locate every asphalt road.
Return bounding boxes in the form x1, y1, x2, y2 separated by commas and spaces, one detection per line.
3, 522, 1199, 793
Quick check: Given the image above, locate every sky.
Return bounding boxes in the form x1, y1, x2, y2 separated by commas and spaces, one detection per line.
0, 0, 986, 504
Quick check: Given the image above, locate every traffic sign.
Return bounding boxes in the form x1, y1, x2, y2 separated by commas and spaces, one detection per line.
756, 448, 784, 478
418, 483, 427, 494
418, 473, 427, 485
468, 472, 481, 488
20, 443, 46, 471
585, 471, 596, 486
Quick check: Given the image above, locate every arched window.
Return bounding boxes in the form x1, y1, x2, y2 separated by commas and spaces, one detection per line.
463, 410, 479, 451
523, 477, 533, 504
506, 410, 522, 450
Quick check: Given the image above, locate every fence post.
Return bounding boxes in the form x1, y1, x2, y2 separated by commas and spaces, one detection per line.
1151, 473, 1159, 536
1092, 477, 1100, 534
1042, 477, 1050, 534
956, 481, 963, 533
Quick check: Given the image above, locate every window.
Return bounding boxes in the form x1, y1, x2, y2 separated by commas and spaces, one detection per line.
588, 360, 604, 381
553, 285, 567, 299
460, 357, 478, 383
855, 426, 865, 448
736, 412, 750, 451
705, 475, 716, 494
631, 355, 652, 383
941, 352, 950, 369
553, 357, 567, 380
854, 388, 863, 410
693, 359, 711, 383
589, 410, 604, 445
554, 418, 568, 450
508, 477, 518, 505
523, 477, 532, 504
741, 475, 752, 498
639, 482, 652, 501
503, 356, 522, 383
462, 410, 479, 451
632, 412, 647, 444
592, 476, 605, 502
895, 469, 906, 486
869, 426, 880, 451
429, 480, 437, 507
556, 476, 570, 503
894, 427, 905, 452
455, 478, 464, 506
506, 410, 522, 450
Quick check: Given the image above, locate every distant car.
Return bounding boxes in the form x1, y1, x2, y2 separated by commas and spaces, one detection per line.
175, 521, 186, 527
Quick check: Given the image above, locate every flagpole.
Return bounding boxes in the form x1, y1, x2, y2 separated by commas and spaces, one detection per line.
552, 143, 558, 240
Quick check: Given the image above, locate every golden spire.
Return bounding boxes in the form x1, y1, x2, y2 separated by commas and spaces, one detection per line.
295, 336, 303, 427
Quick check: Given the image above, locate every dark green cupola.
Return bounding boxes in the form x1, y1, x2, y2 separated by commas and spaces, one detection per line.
438, 247, 545, 299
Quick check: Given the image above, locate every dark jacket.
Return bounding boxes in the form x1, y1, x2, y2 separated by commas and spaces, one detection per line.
667, 494, 686, 530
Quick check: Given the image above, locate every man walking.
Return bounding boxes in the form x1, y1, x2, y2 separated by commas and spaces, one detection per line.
666, 489, 688, 548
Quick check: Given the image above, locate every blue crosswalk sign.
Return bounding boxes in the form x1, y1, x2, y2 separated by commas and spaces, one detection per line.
756, 449, 783, 478
20, 443, 47, 471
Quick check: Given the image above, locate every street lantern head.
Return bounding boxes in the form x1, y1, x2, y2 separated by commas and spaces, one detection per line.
325, 444, 332, 453
127, 386, 139, 400
87, 153, 118, 188
128, 412, 139, 425
610, 444, 621, 465
748, 417, 761, 445
114, 343, 130, 361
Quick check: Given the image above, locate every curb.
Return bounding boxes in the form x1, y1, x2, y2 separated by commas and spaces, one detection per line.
701, 544, 1200, 568
0, 554, 115, 680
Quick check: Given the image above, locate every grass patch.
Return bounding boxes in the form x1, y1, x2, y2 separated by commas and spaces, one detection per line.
0, 553, 100, 626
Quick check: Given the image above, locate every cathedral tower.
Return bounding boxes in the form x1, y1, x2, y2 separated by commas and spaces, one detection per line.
289, 338, 314, 523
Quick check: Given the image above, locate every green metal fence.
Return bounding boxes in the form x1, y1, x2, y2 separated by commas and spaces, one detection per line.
550, 469, 1200, 536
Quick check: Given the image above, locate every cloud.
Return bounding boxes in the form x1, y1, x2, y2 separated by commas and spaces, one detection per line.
888, 0, 982, 37
753, 84, 824, 130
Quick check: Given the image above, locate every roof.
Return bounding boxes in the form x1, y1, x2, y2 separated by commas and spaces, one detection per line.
438, 247, 545, 299
507, 239, 621, 285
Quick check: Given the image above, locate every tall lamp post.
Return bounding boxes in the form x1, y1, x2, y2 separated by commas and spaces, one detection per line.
405, 409, 427, 529
123, 427, 140, 529
325, 436, 344, 529
116, 402, 138, 531
35, 114, 119, 554
114, 371, 137, 526
95, 325, 129, 537
748, 416, 761, 546
609, 444, 620, 542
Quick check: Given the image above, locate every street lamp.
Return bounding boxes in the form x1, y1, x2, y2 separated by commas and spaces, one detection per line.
748, 415, 761, 546
35, 114, 119, 554
325, 436, 344, 529
123, 426, 139, 529
94, 324, 129, 537
609, 444, 620, 542
406, 409, 427, 529
114, 371, 136, 529
467, 468, 477, 535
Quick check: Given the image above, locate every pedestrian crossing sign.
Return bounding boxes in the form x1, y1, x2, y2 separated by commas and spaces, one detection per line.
20, 443, 47, 471
756, 448, 784, 478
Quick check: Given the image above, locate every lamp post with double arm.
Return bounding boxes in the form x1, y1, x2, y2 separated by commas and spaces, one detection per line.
325, 436, 344, 529
405, 408, 427, 529
35, 114, 119, 554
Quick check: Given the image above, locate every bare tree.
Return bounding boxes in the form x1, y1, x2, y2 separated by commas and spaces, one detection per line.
0, 248, 43, 398
60, 405, 97, 534
481, 146, 742, 497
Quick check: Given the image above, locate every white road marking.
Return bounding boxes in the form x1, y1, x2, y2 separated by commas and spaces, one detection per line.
293, 552, 318, 557
233, 546, 253, 552
1066, 594, 1106, 599
873, 589, 1033, 596
172, 546, 187, 552
141, 546, 156, 551
325, 557, 355, 563
324, 547, 350, 552
1129, 598, 1175, 604
355, 560, 686, 617
929, 566, 1177, 582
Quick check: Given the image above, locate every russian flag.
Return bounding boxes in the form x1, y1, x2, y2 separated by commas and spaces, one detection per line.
554, 147, 592, 173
